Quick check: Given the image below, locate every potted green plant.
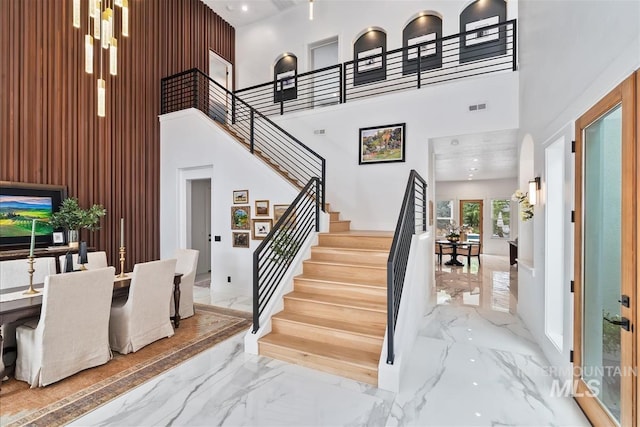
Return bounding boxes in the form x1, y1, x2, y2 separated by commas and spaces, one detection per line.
50, 198, 106, 248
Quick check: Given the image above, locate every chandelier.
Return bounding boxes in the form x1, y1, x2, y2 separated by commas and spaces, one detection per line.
73, 0, 129, 117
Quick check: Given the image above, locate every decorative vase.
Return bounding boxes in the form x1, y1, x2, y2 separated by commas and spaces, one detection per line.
67, 229, 79, 248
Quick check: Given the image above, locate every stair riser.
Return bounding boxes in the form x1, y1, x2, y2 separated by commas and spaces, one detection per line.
259, 342, 377, 385
329, 212, 340, 221
329, 221, 351, 232
303, 262, 386, 284
294, 279, 386, 302
310, 248, 388, 266
318, 234, 392, 250
284, 298, 387, 327
271, 318, 383, 354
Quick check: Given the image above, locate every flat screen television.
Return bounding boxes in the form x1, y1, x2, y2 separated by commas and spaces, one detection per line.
0, 181, 67, 249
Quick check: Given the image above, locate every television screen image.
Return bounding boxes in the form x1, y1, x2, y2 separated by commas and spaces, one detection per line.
0, 195, 54, 237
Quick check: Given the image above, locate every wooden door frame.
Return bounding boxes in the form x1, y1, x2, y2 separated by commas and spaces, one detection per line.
459, 199, 483, 249
573, 72, 637, 426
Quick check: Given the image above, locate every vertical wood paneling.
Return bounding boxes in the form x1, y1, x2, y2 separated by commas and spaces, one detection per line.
0, 0, 235, 269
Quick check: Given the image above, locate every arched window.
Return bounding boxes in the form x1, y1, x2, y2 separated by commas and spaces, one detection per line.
459, 0, 507, 64
402, 12, 443, 75
353, 27, 387, 86
273, 53, 297, 103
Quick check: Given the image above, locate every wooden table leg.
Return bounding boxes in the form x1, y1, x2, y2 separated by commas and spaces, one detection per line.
172, 274, 181, 328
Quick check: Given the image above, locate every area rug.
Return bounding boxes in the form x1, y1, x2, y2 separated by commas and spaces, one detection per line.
0, 304, 251, 427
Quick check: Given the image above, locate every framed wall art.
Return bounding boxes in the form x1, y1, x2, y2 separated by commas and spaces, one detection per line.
252, 219, 273, 240
233, 190, 249, 204
273, 204, 290, 223
359, 123, 406, 164
232, 232, 250, 248
255, 200, 270, 216
231, 206, 251, 230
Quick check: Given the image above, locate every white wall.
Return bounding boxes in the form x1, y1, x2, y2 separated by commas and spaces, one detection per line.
435, 178, 517, 255
160, 109, 298, 295
517, 0, 640, 381
234, 0, 518, 88
269, 72, 519, 231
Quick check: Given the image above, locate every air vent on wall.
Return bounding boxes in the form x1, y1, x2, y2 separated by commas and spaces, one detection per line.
314, 129, 326, 135
468, 103, 487, 111
271, 0, 297, 11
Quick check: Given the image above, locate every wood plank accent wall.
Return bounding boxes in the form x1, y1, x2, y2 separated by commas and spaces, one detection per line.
0, 0, 234, 269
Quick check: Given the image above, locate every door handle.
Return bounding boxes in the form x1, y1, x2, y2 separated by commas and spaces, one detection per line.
603, 316, 631, 332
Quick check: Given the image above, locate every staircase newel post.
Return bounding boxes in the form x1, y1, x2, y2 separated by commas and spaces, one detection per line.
192, 70, 199, 110
315, 178, 320, 232
321, 158, 326, 212
422, 181, 427, 232
338, 65, 343, 104
252, 251, 260, 333
250, 108, 255, 154
417, 47, 422, 89
512, 20, 517, 71
231, 95, 236, 125
386, 264, 395, 364
279, 80, 284, 115
342, 63, 348, 103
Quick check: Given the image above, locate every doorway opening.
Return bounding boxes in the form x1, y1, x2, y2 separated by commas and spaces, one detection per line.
308, 36, 339, 108
190, 179, 211, 276
460, 199, 483, 249
209, 51, 233, 124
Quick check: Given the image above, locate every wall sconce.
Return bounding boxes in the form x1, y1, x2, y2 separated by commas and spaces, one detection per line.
528, 177, 540, 205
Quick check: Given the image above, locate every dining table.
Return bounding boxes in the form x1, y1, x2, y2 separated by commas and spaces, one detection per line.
0, 272, 182, 386
436, 240, 479, 267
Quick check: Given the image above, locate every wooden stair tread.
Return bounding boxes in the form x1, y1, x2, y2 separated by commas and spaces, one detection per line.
260, 333, 380, 369
295, 274, 386, 288
273, 312, 386, 338
304, 259, 387, 269
313, 246, 389, 254
285, 291, 387, 312
320, 230, 394, 237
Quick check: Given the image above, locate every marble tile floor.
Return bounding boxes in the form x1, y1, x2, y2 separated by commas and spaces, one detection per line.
73, 254, 589, 426
193, 273, 254, 313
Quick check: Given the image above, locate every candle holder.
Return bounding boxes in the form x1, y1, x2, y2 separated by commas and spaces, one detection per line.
23, 256, 40, 295
118, 246, 127, 278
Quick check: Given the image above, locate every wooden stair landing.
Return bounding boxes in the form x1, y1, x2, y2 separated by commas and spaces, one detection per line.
258, 208, 392, 386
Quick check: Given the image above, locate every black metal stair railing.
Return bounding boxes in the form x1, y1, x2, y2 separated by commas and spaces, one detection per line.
387, 170, 427, 364
252, 177, 321, 333
160, 68, 326, 207
233, 20, 516, 116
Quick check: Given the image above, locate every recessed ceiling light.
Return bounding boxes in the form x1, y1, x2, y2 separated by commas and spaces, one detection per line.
468, 174, 473, 177
468, 178, 473, 181
451, 139, 459, 146
473, 158, 479, 162
241, 4, 248, 12
469, 167, 477, 171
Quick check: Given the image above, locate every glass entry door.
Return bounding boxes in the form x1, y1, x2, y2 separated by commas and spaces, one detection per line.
574, 74, 636, 426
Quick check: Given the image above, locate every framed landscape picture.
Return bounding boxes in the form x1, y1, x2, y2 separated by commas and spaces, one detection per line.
252, 219, 273, 240
232, 232, 250, 248
231, 206, 251, 230
359, 123, 405, 165
273, 204, 290, 223
255, 200, 269, 216
233, 190, 249, 204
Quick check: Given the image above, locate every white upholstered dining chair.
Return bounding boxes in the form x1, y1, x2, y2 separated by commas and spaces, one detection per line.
0, 257, 57, 290
109, 259, 177, 354
15, 267, 116, 387
57, 251, 108, 272
170, 249, 199, 319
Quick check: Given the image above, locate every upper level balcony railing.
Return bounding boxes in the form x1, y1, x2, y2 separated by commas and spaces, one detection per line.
234, 19, 516, 117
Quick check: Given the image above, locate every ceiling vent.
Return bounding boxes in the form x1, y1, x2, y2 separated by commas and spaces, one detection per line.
468, 103, 487, 111
271, 0, 297, 11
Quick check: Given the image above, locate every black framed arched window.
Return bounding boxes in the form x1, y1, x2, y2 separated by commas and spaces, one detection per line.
459, 0, 507, 64
402, 13, 443, 75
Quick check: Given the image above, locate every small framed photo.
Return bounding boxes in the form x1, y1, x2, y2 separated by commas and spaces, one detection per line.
231, 206, 251, 230
233, 190, 249, 204
273, 204, 290, 223
252, 219, 273, 240
232, 232, 250, 248
255, 200, 270, 216
359, 123, 406, 165
52, 231, 65, 245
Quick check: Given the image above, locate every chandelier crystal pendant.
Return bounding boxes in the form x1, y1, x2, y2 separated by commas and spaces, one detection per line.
74, 0, 129, 117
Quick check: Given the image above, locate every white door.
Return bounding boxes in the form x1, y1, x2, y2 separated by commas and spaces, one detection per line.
309, 37, 339, 108
209, 51, 232, 124
190, 179, 211, 275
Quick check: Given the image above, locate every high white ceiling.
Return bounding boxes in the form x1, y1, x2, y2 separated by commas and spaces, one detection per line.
431, 129, 519, 182
202, 0, 304, 28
